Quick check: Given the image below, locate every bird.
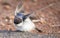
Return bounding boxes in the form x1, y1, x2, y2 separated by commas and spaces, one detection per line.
13, 2, 42, 32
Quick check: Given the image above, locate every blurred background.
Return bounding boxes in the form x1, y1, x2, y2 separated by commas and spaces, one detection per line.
0, 0, 60, 34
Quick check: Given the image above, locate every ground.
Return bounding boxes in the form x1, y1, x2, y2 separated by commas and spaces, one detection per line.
0, 0, 60, 34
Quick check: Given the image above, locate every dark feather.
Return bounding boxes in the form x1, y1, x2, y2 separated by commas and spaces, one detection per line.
35, 28, 42, 32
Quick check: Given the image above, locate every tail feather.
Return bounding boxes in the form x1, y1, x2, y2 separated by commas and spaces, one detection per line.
35, 28, 42, 32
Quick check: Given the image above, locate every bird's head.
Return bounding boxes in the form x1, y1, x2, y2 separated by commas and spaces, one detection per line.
14, 2, 34, 27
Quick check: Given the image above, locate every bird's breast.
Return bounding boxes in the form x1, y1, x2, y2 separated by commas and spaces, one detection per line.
22, 18, 35, 31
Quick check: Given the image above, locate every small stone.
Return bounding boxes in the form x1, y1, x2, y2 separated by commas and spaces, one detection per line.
5, 16, 10, 22
5, 19, 8, 22
40, 18, 47, 24
9, 20, 13, 23
31, 0, 37, 2
0, 22, 5, 26
10, 15, 14, 20
2, 3, 11, 10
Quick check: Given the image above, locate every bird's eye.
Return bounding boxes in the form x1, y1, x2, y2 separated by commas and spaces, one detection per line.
14, 17, 22, 24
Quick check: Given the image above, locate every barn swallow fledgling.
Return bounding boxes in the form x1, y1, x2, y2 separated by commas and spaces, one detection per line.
14, 3, 42, 32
